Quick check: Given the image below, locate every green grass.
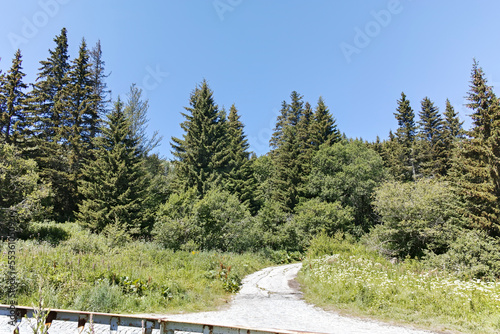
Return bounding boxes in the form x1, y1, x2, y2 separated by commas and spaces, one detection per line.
1, 222, 275, 314
298, 233, 500, 334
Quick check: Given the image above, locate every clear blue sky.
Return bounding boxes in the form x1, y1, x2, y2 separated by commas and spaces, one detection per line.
1, 0, 499, 158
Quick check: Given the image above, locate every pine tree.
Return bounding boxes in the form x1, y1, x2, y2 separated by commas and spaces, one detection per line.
0, 50, 28, 147
171, 80, 230, 196
394, 92, 417, 181
89, 39, 110, 137
124, 84, 162, 156
26, 28, 71, 221
269, 91, 305, 210
309, 96, 341, 149
78, 98, 150, 234
226, 104, 257, 211
416, 97, 445, 177
442, 99, 464, 173
450, 60, 500, 236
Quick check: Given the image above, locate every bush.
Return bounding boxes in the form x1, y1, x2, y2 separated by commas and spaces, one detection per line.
253, 199, 294, 250
370, 179, 460, 258
292, 198, 355, 250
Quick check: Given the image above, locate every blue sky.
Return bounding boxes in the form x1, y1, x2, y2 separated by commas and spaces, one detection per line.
1, 0, 499, 158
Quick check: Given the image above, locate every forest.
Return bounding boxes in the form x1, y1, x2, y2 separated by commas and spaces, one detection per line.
1, 27, 500, 283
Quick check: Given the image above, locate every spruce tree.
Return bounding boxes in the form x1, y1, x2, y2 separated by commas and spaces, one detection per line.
0, 50, 28, 147
124, 84, 162, 156
394, 92, 417, 181
89, 39, 110, 137
78, 98, 149, 234
450, 60, 500, 236
442, 99, 464, 173
269, 91, 305, 210
226, 104, 257, 211
417, 97, 445, 177
27, 28, 71, 221
309, 96, 341, 149
171, 80, 230, 196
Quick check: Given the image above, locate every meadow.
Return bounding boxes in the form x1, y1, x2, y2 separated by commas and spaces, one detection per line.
298, 233, 500, 334
0, 222, 277, 314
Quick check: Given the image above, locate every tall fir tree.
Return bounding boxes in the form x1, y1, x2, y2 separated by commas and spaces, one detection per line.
226, 104, 257, 212
89, 39, 110, 137
78, 98, 150, 234
309, 96, 341, 149
442, 99, 464, 173
124, 84, 162, 156
171, 80, 230, 196
450, 60, 500, 236
416, 97, 445, 177
0, 50, 28, 148
394, 92, 417, 181
269, 91, 305, 210
27, 28, 71, 221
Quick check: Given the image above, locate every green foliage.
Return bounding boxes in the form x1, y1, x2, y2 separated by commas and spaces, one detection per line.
154, 188, 258, 252
370, 179, 461, 258
300, 239, 500, 334
253, 199, 292, 250
0, 143, 51, 235
77, 98, 151, 235
171, 80, 230, 196
423, 229, 500, 280
307, 140, 386, 230
393, 92, 417, 181
0, 224, 273, 314
292, 199, 354, 250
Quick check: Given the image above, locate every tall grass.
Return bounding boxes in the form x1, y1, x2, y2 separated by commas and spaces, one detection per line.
0, 222, 274, 314
298, 233, 500, 334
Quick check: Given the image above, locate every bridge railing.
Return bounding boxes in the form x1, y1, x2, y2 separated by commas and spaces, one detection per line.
0, 305, 322, 334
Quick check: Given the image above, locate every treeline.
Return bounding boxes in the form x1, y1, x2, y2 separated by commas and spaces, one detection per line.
1, 29, 499, 278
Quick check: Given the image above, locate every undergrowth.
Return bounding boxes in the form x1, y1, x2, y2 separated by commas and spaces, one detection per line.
298, 232, 500, 334
0, 222, 275, 314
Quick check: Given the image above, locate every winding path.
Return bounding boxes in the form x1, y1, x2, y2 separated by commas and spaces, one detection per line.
0, 263, 436, 333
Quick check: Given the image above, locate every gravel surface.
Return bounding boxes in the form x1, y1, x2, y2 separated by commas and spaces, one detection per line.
0, 263, 436, 334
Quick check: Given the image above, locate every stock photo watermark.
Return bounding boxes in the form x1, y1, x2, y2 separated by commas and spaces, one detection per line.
6, 221, 19, 327
135, 64, 169, 99
340, 0, 404, 64
8, 0, 72, 50
213, 0, 243, 21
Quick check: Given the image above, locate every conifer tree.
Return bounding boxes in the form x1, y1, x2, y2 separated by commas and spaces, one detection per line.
442, 99, 464, 173
226, 104, 257, 211
394, 92, 417, 181
89, 39, 110, 136
78, 98, 150, 234
417, 97, 445, 177
450, 60, 500, 236
171, 80, 230, 196
0, 50, 28, 147
124, 84, 162, 156
269, 91, 305, 210
27, 28, 71, 221
309, 96, 341, 149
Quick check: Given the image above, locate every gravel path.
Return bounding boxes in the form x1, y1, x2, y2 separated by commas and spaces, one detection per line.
0, 263, 436, 334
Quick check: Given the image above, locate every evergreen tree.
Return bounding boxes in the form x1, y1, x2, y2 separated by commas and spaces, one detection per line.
171, 80, 230, 196
27, 28, 71, 221
417, 97, 445, 177
124, 84, 162, 156
269, 100, 289, 151
309, 96, 341, 149
269, 91, 304, 210
442, 99, 464, 173
78, 98, 150, 234
450, 60, 500, 236
89, 39, 110, 136
226, 104, 257, 212
0, 50, 28, 147
394, 92, 417, 181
